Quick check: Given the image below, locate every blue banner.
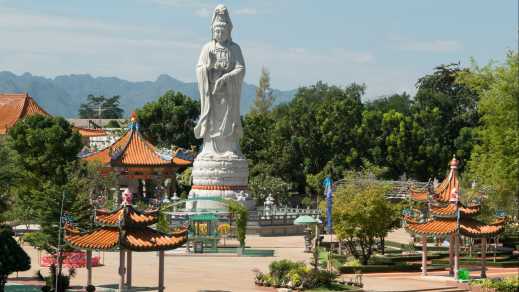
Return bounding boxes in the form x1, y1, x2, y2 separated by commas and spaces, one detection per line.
323, 176, 333, 234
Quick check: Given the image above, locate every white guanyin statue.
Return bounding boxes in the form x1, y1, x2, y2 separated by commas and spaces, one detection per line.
194, 4, 245, 159
188, 5, 253, 211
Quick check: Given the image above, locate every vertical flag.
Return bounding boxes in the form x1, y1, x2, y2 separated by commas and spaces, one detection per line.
323, 176, 333, 234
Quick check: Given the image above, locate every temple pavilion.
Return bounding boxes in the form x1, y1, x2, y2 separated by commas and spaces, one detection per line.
0, 93, 107, 139
83, 112, 193, 200
65, 202, 188, 291
404, 156, 506, 279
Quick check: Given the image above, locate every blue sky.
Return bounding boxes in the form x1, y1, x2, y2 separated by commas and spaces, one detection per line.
0, 0, 516, 99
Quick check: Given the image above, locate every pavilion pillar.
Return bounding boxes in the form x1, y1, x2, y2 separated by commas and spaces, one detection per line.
448, 233, 454, 276
118, 249, 126, 292
481, 237, 487, 278
421, 236, 427, 276
158, 250, 165, 292
86, 250, 92, 286
126, 251, 132, 288
454, 234, 460, 279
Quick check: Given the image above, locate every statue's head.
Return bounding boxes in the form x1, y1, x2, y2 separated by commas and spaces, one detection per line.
211, 4, 233, 43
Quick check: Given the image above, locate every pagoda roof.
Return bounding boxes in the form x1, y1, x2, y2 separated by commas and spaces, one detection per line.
0, 92, 108, 138
433, 157, 460, 203
83, 115, 193, 168
65, 204, 188, 251
430, 203, 480, 217
66, 226, 188, 251
95, 205, 159, 226
0, 93, 49, 134
405, 216, 505, 238
74, 127, 107, 138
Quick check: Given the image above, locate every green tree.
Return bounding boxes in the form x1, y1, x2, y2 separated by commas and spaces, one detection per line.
0, 225, 31, 292
332, 174, 400, 264
458, 52, 519, 216
248, 174, 290, 205
410, 63, 479, 179
250, 67, 275, 114
136, 90, 200, 148
78, 95, 124, 119
6, 115, 84, 252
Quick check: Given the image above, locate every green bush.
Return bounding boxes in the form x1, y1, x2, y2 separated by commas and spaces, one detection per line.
269, 259, 305, 285
470, 276, 519, 291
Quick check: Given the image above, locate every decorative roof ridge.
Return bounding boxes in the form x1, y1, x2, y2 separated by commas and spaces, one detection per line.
111, 128, 134, 161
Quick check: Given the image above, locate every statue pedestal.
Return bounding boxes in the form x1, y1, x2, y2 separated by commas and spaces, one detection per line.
187, 154, 252, 211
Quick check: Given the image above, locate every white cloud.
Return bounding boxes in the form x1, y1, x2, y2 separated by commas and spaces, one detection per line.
194, 7, 212, 18
388, 34, 463, 53
234, 8, 257, 16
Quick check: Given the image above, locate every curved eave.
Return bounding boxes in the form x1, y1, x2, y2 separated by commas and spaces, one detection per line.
172, 157, 193, 166
95, 206, 159, 226
65, 227, 120, 250
405, 217, 506, 238
122, 227, 188, 251
430, 204, 480, 218
75, 127, 107, 138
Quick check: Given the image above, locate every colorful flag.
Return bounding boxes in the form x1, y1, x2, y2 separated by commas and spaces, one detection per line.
323, 176, 333, 234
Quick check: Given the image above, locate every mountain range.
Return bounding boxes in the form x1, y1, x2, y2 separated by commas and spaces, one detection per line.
0, 71, 297, 117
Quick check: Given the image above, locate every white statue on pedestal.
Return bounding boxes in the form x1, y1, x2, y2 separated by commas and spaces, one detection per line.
194, 4, 245, 159
188, 5, 252, 211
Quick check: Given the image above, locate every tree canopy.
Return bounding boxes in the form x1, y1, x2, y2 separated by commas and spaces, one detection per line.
78, 94, 124, 119
458, 52, 519, 216
136, 90, 200, 148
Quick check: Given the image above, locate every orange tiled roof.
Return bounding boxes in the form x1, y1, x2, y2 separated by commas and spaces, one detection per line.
95, 205, 158, 226
405, 217, 505, 238
84, 122, 193, 167
66, 227, 120, 250
430, 203, 480, 217
433, 157, 460, 202
74, 127, 107, 137
0, 93, 49, 134
124, 228, 187, 251
65, 226, 188, 251
410, 190, 428, 202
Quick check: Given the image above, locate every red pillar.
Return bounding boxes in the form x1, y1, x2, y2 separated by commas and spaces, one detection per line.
421, 236, 428, 276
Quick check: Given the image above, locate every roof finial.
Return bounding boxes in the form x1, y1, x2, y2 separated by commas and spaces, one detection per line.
450, 154, 459, 169
129, 112, 139, 131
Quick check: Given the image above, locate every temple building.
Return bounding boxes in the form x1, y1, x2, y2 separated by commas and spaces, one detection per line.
65, 202, 188, 291
404, 156, 506, 278
0, 92, 107, 141
82, 112, 194, 200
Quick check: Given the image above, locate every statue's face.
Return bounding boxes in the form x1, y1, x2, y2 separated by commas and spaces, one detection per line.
214, 26, 226, 43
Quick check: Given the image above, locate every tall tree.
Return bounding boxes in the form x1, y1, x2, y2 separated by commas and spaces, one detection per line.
458, 52, 519, 215
7, 115, 84, 252
410, 63, 479, 179
250, 67, 275, 114
136, 90, 200, 148
78, 95, 124, 119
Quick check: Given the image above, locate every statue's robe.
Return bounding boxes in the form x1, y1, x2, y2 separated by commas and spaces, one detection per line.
194, 40, 245, 156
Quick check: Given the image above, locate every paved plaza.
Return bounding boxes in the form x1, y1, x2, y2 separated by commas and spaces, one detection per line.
9, 231, 517, 291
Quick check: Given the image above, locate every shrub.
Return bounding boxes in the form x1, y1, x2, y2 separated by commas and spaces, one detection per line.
269, 259, 305, 285
470, 276, 519, 291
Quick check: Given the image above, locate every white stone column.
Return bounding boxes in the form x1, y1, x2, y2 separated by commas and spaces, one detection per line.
126, 251, 132, 288
86, 250, 92, 286
421, 236, 428, 276
481, 237, 487, 278
118, 249, 125, 292
158, 250, 165, 292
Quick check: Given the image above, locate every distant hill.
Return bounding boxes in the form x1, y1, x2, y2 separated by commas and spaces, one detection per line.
0, 71, 297, 117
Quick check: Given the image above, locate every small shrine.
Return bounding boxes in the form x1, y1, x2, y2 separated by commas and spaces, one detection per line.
65, 200, 188, 291
404, 156, 506, 278
83, 112, 194, 202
